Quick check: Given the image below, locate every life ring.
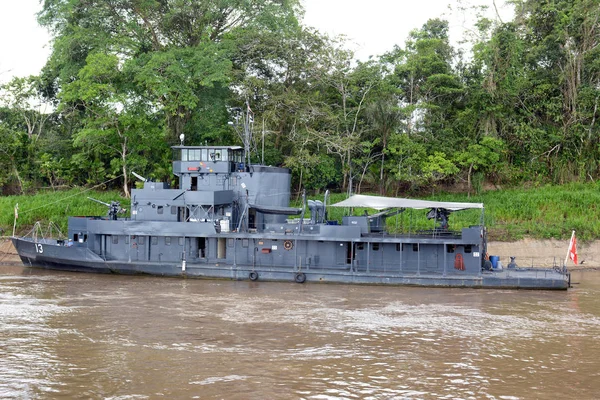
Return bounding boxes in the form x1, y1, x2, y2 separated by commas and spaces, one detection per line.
294, 272, 306, 283
454, 253, 465, 271
249, 271, 259, 281
284, 240, 293, 251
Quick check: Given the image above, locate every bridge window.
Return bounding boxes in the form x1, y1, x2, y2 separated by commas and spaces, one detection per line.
231, 149, 243, 163
189, 149, 201, 161
210, 150, 222, 161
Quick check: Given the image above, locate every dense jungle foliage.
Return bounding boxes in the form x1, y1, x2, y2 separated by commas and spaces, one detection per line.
0, 0, 599, 200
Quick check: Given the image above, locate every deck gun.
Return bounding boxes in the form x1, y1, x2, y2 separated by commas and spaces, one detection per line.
367, 208, 405, 232
88, 197, 126, 220
131, 171, 148, 182
426, 208, 451, 231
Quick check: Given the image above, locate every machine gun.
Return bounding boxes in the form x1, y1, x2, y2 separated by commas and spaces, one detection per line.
426, 208, 451, 231
88, 197, 126, 220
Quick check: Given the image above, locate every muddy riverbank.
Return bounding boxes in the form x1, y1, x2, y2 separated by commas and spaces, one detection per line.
487, 238, 598, 270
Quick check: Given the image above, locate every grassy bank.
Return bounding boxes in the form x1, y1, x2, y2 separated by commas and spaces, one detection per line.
432, 182, 600, 241
0, 189, 128, 238
1, 182, 599, 241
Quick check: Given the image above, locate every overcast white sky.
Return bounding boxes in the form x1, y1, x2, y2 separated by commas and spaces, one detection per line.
0, 0, 513, 84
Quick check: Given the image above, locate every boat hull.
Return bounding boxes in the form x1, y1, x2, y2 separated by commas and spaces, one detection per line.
12, 237, 569, 290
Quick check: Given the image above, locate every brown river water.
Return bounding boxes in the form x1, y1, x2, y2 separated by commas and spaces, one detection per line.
1, 266, 599, 399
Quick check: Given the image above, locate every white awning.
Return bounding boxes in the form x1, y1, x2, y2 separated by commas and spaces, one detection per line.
330, 194, 483, 211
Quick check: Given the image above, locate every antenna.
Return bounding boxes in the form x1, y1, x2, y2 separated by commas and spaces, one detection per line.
229, 102, 254, 169
244, 100, 253, 168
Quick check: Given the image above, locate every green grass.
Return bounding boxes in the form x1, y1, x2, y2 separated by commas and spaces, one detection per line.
428, 182, 600, 241
2, 182, 599, 241
0, 189, 128, 238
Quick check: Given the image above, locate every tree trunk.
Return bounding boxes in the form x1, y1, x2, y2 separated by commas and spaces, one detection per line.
468, 163, 473, 195
122, 141, 130, 198
296, 168, 303, 202
379, 151, 385, 195
12, 164, 24, 195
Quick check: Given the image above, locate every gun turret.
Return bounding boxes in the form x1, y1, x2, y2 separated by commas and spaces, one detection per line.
88, 197, 126, 220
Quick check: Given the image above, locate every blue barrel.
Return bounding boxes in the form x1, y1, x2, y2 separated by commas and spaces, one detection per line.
490, 256, 499, 269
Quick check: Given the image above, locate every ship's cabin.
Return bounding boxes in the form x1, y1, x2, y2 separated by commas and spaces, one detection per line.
172, 145, 246, 175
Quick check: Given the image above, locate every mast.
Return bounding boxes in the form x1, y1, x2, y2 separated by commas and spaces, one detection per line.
229, 100, 254, 171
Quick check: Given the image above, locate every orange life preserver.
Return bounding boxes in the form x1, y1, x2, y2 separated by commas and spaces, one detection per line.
454, 253, 465, 271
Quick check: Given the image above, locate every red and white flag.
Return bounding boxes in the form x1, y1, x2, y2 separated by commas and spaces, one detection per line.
567, 231, 578, 265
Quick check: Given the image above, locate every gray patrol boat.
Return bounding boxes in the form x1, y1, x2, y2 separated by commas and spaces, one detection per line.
11, 144, 569, 289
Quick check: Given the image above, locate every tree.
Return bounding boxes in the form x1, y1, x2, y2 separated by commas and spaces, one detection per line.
0, 111, 28, 193
390, 19, 463, 143
39, 0, 302, 142
34, 0, 304, 192
0, 77, 54, 192
455, 136, 505, 193
310, 50, 381, 193
477, 0, 600, 182
60, 52, 165, 197
0, 76, 51, 142
365, 93, 403, 194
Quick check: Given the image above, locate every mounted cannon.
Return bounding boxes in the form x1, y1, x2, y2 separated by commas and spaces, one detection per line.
426, 207, 452, 231
88, 197, 126, 220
